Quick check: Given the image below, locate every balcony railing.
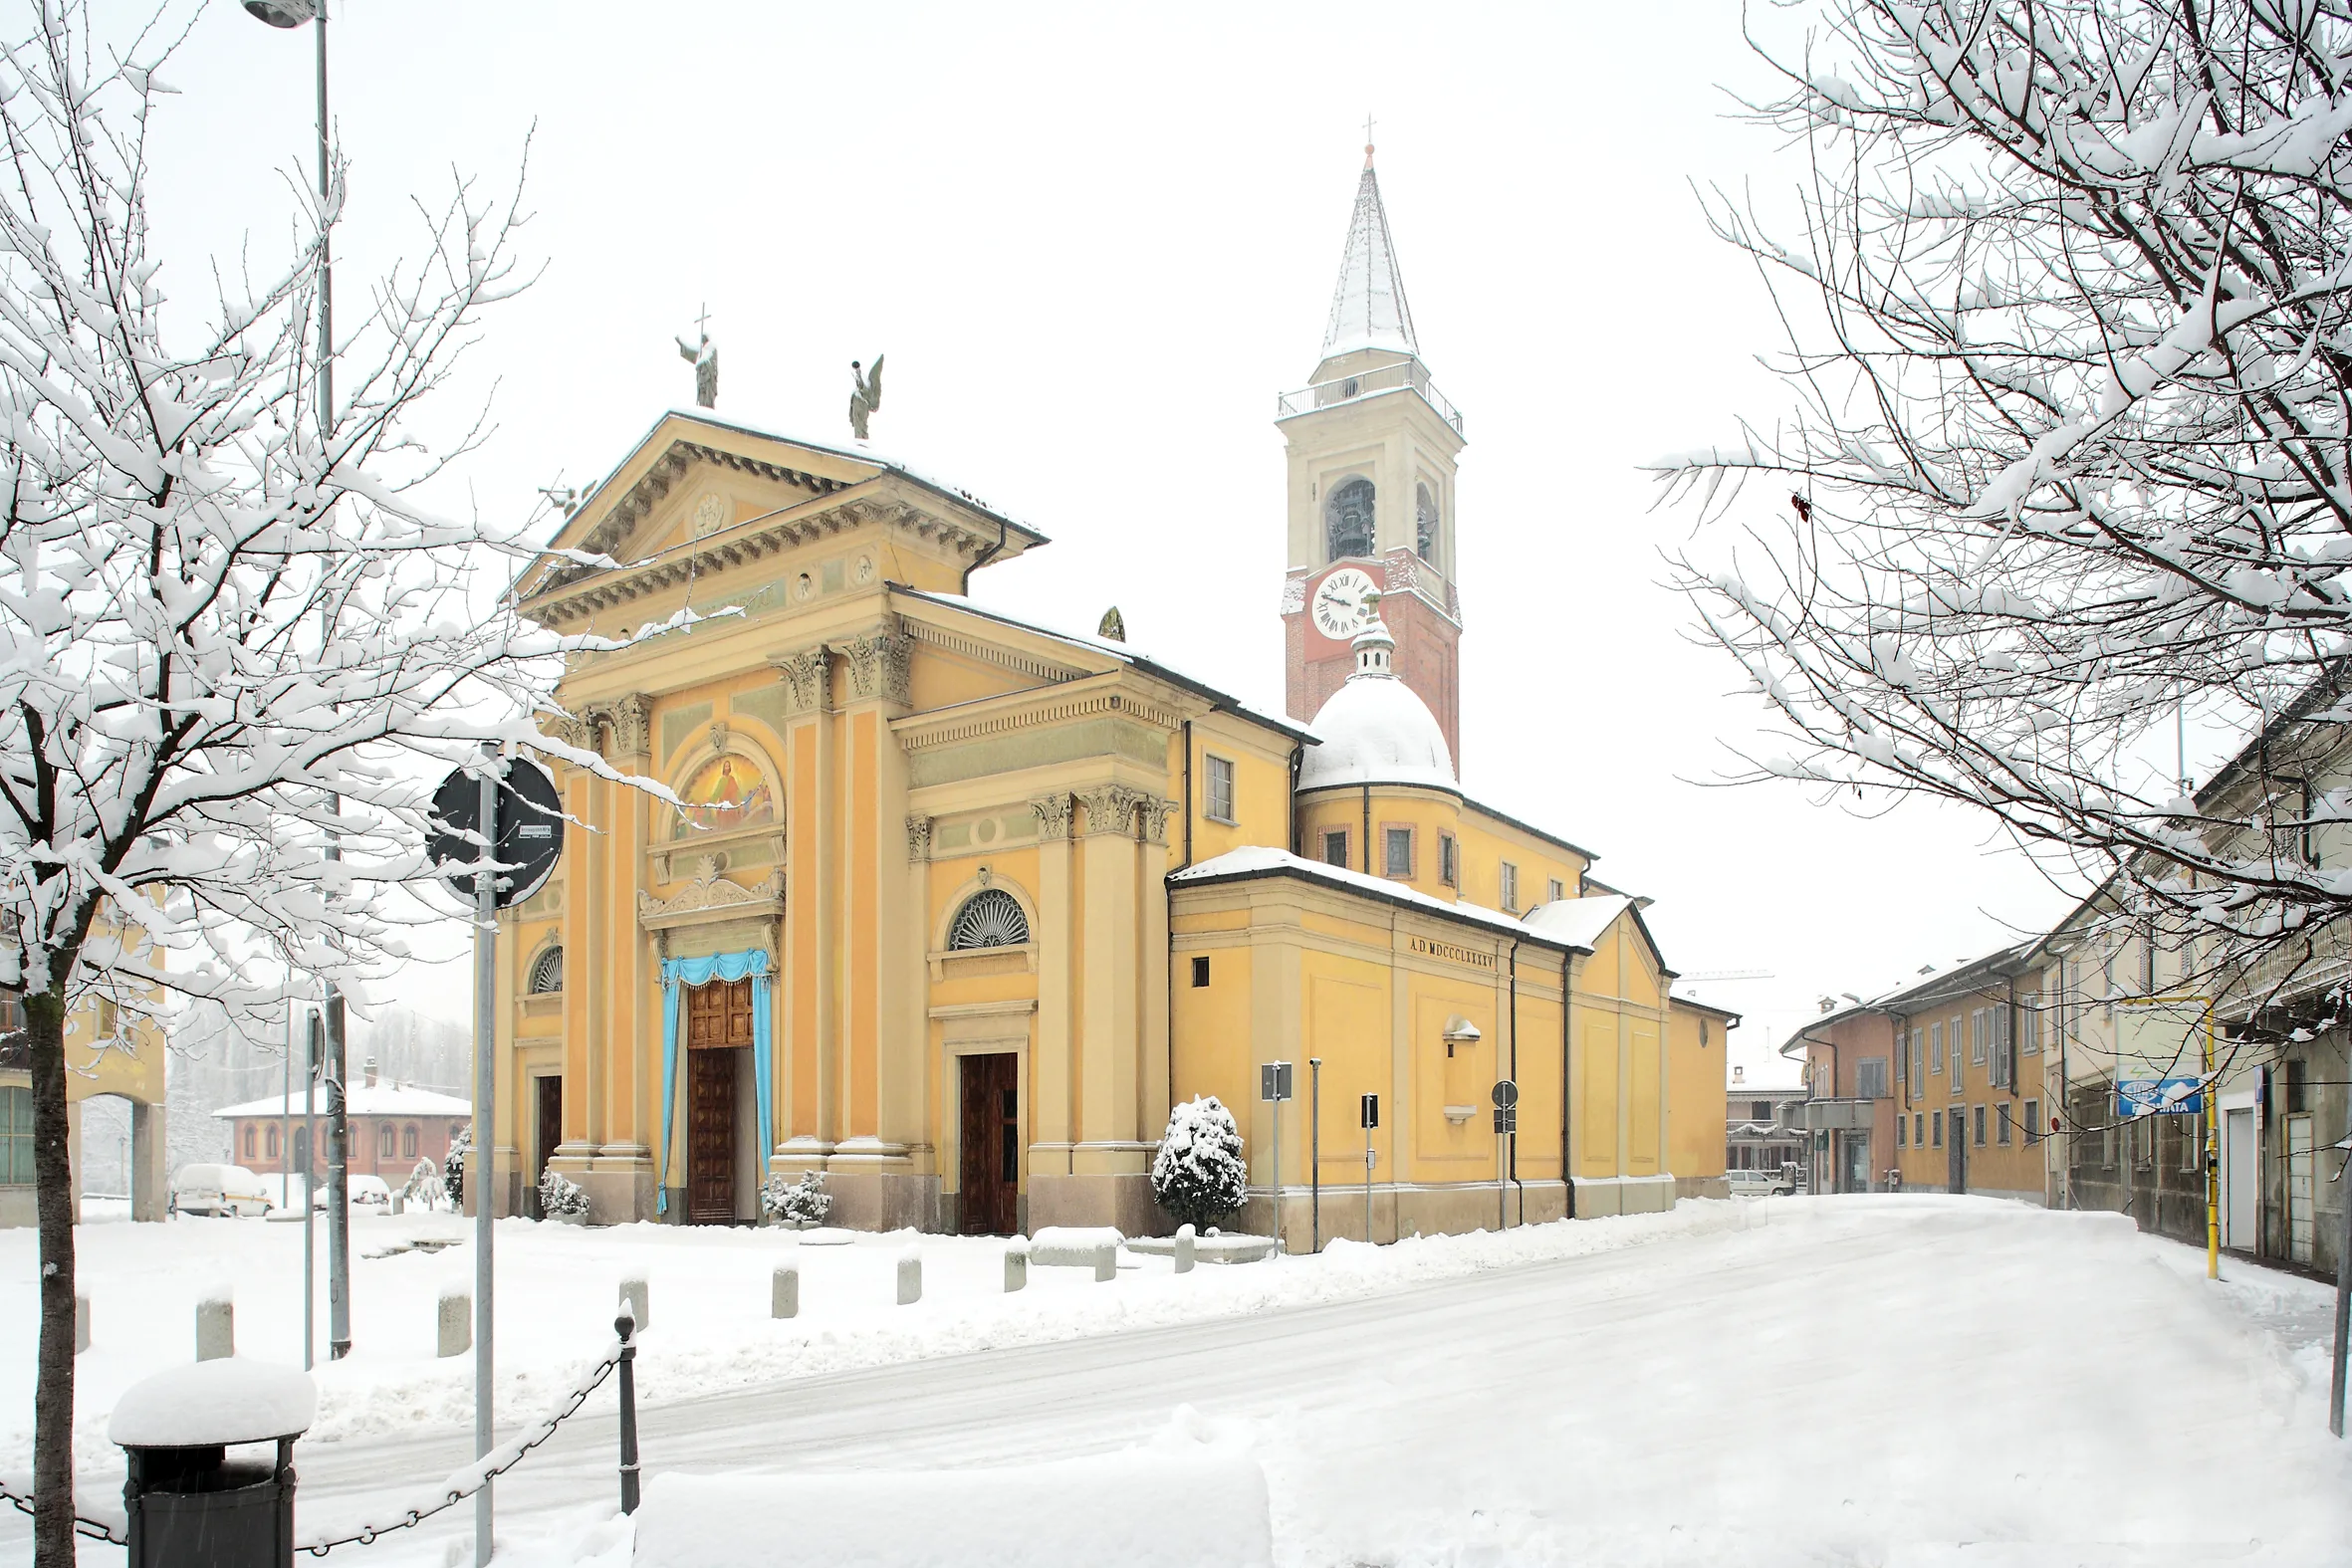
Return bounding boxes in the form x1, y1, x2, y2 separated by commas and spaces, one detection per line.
1276, 356, 1464, 436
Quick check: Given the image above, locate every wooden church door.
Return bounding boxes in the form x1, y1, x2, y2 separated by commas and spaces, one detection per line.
959, 1052, 1020, 1234
685, 977, 754, 1225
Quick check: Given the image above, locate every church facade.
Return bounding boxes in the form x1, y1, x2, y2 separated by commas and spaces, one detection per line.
489, 149, 1730, 1239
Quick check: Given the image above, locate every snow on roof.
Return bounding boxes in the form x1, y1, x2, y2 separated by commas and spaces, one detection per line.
889, 585, 1315, 744
1174, 847, 1620, 952
213, 1083, 473, 1121
1521, 895, 1636, 951
1321, 157, 1420, 360
109, 1358, 317, 1447
1298, 668, 1455, 790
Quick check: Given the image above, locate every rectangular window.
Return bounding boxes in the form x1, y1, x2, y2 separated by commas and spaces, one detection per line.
403, 1126, 419, 1160
1973, 1105, 1987, 1147
1915, 1111, 1925, 1147
1321, 828, 1349, 869
1191, 956, 1211, 989
1438, 833, 1459, 887
2287, 1058, 2309, 1114
1998, 1103, 2013, 1145
1951, 1025, 1964, 1091
1751, 1100, 1771, 1121
1855, 1057, 1888, 1100
1970, 1008, 1988, 1065
0, 1087, 33, 1183
1897, 1116, 1908, 1148
1547, 877, 1566, 905
2024, 1099, 2041, 1144
1384, 825, 1414, 878
1204, 755, 1237, 824
1500, 861, 1520, 912
1908, 1029, 1923, 1089
1931, 1110, 1944, 1148
1930, 1022, 1944, 1075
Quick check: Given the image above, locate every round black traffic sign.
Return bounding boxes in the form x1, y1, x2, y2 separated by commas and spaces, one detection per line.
1491, 1079, 1520, 1110
429, 758, 564, 909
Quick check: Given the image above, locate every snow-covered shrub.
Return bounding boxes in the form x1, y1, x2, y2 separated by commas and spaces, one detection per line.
538, 1167, 588, 1219
443, 1127, 471, 1210
401, 1158, 445, 1212
1150, 1096, 1247, 1232
761, 1170, 831, 1225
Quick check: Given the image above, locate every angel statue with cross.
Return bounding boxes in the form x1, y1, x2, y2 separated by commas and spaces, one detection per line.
848, 355, 884, 440
676, 307, 718, 408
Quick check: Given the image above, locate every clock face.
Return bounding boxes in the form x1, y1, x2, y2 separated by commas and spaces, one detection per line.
1311, 566, 1380, 640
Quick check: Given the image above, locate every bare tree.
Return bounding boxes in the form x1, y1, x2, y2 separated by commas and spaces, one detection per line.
0, 8, 612, 1561
1659, 0, 2352, 988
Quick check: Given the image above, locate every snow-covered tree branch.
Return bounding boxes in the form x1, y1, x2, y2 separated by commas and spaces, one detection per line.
0, 7, 619, 1561
1660, 0, 2352, 987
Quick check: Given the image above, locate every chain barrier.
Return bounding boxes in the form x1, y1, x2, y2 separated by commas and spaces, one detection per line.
3, 1329, 627, 1556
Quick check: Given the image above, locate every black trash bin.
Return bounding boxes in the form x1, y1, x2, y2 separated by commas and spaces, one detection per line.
108, 1356, 318, 1568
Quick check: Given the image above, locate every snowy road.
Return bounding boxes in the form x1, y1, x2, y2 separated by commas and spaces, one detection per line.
308, 1200, 2352, 1565
27, 1198, 2352, 1565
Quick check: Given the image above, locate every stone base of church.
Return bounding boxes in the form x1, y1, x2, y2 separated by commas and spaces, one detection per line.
1027, 1172, 1166, 1236
821, 1169, 940, 1232
560, 1148, 654, 1226
1676, 1175, 1731, 1201
1242, 1180, 1573, 1250
1569, 1174, 1678, 1218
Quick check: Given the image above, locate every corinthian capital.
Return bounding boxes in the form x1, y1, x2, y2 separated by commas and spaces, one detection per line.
835, 618, 913, 708
773, 644, 830, 716
1030, 793, 1075, 841
1077, 784, 1142, 839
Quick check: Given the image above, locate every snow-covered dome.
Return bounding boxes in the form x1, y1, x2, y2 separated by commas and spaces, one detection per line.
1298, 604, 1456, 791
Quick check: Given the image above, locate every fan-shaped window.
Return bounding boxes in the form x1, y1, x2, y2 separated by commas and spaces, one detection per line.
949, 889, 1030, 950
1415, 482, 1439, 560
528, 946, 564, 995
1325, 477, 1375, 561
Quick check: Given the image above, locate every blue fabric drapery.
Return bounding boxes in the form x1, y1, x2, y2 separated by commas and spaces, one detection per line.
657, 948, 774, 1217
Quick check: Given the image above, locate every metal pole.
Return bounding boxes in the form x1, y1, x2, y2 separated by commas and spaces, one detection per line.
2333, 1029, 2352, 1437
1365, 1127, 1374, 1244
313, 5, 332, 439
615, 1312, 640, 1515
326, 955, 349, 1358
1271, 1089, 1282, 1256
473, 754, 498, 1565
303, 1010, 316, 1372
283, 1007, 302, 1368
2205, 1008, 2219, 1283
1308, 1057, 1320, 1254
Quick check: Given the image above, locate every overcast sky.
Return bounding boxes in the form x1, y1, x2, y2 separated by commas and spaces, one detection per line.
133, 0, 2087, 1083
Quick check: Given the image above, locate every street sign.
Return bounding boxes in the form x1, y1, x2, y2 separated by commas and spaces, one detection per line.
1493, 1106, 1518, 1134
1491, 1079, 1519, 1111
2117, 1077, 2206, 1118
1261, 1061, 1294, 1102
1360, 1093, 1379, 1130
429, 758, 564, 908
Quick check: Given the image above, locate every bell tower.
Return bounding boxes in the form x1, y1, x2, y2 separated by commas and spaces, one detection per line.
1278, 139, 1465, 772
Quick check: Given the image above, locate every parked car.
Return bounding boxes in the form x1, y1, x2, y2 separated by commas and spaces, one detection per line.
348, 1175, 392, 1207
1726, 1166, 1799, 1199
170, 1163, 273, 1218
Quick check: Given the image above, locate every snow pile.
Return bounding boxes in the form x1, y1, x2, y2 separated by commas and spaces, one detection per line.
1150, 1095, 1247, 1231
107, 1358, 316, 1447
631, 1450, 1271, 1568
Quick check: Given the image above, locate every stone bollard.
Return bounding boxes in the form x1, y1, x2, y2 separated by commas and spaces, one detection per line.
388, 1192, 404, 1217
619, 1272, 649, 1334
75, 1291, 90, 1354
1003, 1237, 1029, 1293
1173, 1224, 1196, 1275
1093, 1242, 1116, 1283
773, 1260, 799, 1320
439, 1288, 470, 1363
195, 1288, 233, 1362
896, 1247, 922, 1306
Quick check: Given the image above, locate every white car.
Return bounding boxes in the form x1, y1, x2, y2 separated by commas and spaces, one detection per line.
1726, 1167, 1798, 1199
171, 1163, 274, 1218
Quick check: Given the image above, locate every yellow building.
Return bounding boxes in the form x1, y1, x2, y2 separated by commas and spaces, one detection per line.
492, 152, 1728, 1237
0, 909, 169, 1227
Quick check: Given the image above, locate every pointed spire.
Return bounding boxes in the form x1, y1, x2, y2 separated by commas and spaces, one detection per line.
1320, 144, 1420, 360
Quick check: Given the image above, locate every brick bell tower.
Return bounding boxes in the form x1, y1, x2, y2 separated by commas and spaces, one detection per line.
1278, 137, 1465, 771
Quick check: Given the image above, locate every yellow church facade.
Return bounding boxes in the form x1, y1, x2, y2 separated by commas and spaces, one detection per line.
488, 151, 1729, 1238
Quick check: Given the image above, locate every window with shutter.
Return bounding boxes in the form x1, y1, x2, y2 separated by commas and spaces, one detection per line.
1204, 755, 1237, 824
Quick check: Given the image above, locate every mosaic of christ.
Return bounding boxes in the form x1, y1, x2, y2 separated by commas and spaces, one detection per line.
674, 752, 776, 835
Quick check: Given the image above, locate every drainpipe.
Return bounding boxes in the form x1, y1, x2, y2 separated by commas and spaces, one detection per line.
1507, 938, 1522, 1225
1560, 949, 1574, 1220
960, 518, 1008, 595
1360, 785, 1371, 875
1288, 744, 1303, 858
1178, 721, 1194, 874
1169, 718, 1194, 1124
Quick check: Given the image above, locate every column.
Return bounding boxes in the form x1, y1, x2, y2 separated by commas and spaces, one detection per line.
1137, 795, 1175, 1144
555, 748, 597, 1165
774, 644, 833, 1159
1030, 793, 1075, 1174
1075, 784, 1141, 1166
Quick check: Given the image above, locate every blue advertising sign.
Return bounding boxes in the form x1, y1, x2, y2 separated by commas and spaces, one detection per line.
2116, 1077, 2205, 1118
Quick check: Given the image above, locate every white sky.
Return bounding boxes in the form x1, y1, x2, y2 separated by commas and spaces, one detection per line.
132, 0, 2090, 1084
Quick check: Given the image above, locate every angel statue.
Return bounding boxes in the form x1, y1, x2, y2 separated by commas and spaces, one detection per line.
676, 314, 718, 408
848, 355, 884, 440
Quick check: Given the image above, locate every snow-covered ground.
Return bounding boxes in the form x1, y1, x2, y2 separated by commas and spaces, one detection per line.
11, 1197, 2352, 1564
